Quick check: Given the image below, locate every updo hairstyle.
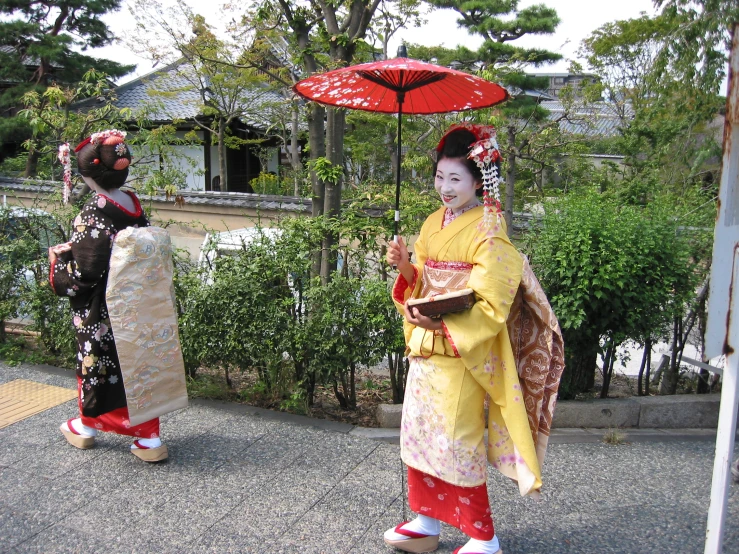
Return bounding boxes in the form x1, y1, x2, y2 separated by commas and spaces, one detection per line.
75, 134, 132, 191
434, 129, 484, 196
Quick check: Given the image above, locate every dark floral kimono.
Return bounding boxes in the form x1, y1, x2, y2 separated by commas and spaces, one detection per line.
50, 191, 148, 417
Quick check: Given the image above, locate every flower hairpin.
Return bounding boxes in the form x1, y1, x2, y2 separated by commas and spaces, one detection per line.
57, 143, 72, 204
468, 138, 502, 228
90, 129, 127, 145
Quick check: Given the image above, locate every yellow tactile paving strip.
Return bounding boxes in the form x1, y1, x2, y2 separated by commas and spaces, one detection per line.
0, 379, 77, 429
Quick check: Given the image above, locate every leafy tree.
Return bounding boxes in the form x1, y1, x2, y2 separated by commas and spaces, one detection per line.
0, 0, 134, 174
414, 1, 603, 228
252, 0, 387, 280
654, 0, 739, 94
16, 69, 133, 181
131, 0, 284, 193
526, 189, 707, 399
579, 12, 725, 201
367, 0, 426, 60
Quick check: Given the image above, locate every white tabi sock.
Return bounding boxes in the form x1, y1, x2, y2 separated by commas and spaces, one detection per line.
457, 535, 501, 554
63, 418, 97, 437
130, 437, 162, 449
384, 514, 441, 541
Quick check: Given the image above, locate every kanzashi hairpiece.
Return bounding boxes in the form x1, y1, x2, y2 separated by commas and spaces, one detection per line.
437, 122, 502, 228
90, 129, 127, 145
57, 142, 72, 204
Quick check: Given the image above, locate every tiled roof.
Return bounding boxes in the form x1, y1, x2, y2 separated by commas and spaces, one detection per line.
0, 44, 62, 71
76, 61, 286, 131
541, 100, 633, 138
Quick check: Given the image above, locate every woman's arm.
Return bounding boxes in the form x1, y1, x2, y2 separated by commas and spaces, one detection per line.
441, 234, 523, 367
49, 206, 115, 298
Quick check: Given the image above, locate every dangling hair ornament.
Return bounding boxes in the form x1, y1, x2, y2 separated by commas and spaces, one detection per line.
437, 122, 502, 228
469, 137, 502, 228
57, 142, 72, 204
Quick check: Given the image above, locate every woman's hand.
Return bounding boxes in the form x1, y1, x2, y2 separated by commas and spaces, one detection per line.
387, 236, 415, 284
48, 242, 71, 265
403, 302, 443, 331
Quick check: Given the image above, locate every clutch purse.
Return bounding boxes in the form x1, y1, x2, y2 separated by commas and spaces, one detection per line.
407, 288, 476, 318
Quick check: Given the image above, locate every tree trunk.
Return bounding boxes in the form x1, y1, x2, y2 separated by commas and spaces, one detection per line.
637, 339, 651, 396
217, 123, 228, 192
349, 361, 356, 410
559, 340, 598, 400
388, 352, 406, 404
24, 147, 40, 178
644, 341, 653, 396
308, 103, 326, 278
600, 339, 616, 399
659, 316, 682, 395
505, 126, 516, 232
320, 107, 345, 283
291, 100, 301, 196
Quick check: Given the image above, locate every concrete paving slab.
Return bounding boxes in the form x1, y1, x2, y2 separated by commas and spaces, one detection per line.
6, 522, 113, 554
3, 361, 739, 554
0, 502, 52, 552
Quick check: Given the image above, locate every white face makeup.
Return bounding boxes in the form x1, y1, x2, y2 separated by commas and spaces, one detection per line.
434, 157, 482, 213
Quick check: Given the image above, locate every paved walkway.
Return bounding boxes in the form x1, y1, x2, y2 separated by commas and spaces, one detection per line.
1, 362, 738, 554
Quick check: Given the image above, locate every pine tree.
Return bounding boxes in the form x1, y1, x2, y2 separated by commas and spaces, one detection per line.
420, 0, 563, 227
0, 0, 134, 174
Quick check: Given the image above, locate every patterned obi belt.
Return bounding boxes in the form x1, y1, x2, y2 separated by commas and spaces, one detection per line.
420, 259, 473, 298
410, 260, 474, 358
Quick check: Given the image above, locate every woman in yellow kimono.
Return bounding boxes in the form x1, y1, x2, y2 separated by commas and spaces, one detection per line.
384, 123, 545, 554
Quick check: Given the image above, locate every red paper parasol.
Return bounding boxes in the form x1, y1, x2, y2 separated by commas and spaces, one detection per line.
293, 46, 509, 237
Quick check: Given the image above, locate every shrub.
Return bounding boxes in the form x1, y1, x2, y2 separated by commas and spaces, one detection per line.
525, 189, 703, 399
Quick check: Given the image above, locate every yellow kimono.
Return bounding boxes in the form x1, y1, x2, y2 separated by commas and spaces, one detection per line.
393, 206, 542, 497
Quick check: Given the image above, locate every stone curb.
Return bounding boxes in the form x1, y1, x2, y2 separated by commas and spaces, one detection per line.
377, 393, 729, 430
22, 363, 729, 437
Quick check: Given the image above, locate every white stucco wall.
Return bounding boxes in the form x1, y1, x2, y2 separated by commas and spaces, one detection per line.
168, 131, 205, 191
127, 130, 207, 191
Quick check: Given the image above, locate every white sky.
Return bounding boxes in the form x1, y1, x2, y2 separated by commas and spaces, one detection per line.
95, 0, 658, 84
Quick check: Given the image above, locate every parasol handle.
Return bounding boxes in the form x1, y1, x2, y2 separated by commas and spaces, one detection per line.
394, 95, 403, 241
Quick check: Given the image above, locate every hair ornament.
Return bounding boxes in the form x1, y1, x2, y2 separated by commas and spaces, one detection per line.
93, 158, 100, 165
437, 122, 502, 228
57, 142, 72, 204
90, 129, 127, 145
73, 137, 91, 153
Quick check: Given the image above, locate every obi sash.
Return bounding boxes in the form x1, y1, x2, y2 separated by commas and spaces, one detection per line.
106, 226, 189, 426
420, 259, 473, 298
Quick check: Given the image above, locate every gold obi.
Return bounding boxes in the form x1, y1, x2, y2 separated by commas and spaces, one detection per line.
420, 259, 473, 297
409, 260, 474, 358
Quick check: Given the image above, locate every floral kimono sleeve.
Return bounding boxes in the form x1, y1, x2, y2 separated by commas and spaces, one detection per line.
442, 233, 523, 369
49, 205, 115, 299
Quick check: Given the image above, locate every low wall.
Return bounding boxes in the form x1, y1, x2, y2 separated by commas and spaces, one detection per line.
376, 394, 726, 429
1, 177, 310, 259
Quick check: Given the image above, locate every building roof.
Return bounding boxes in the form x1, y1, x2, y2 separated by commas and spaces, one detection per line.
76, 60, 286, 131
528, 72, 599, 79
541, 100, 633, 138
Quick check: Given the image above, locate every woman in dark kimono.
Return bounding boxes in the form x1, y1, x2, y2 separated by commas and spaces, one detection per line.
50, 130, 167, 462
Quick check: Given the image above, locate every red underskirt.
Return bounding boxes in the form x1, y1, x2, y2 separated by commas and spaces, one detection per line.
77, 378, 160, 438
407, 466, 495, 540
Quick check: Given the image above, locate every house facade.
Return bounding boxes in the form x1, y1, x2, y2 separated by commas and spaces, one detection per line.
84, 61, 291, 193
